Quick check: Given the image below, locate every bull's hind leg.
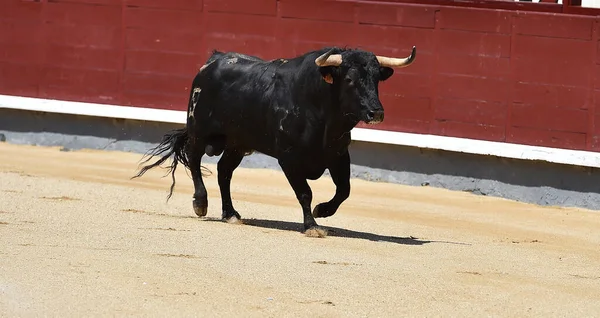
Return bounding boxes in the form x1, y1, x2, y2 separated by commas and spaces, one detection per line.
217, 149, 244, 223
187, 139, 209, 217
313, 151, 350, 218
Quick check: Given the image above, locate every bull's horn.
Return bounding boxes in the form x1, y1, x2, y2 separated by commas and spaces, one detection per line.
315, 49, 342, 67
376, 46, 416, 68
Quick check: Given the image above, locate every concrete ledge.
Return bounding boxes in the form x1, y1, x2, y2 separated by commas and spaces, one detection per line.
1, 108, 599, 211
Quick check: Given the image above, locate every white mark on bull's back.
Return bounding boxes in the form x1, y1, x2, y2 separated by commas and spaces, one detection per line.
278, 109, 288, 131
199, 61, 214, 72
189, 88, 201, 119
227, 57, 238, 64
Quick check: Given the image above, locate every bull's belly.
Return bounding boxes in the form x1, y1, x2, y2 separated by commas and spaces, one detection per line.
221, 134, 329, 179
199, 117, 336, 179
303, 164, 328, 180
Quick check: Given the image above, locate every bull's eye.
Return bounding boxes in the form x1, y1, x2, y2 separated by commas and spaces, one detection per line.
345, 77, 354, 86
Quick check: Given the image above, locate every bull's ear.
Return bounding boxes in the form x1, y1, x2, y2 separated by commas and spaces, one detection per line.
318, 66, 335, 84
380, 67, 394, 81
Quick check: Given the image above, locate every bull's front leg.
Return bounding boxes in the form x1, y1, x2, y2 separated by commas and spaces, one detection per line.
279, 162, 328, 238
313, 150, 350, 218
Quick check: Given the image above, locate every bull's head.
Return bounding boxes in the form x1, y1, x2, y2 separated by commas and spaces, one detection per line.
315, 46, 416, 125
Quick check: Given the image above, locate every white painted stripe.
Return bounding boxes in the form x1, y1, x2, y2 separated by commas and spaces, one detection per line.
351, 128, 600, 168
2, 93, 600, 169
0, 94, 185, 124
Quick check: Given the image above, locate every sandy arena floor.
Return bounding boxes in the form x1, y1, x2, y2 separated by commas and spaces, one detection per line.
1, 142, 599, 317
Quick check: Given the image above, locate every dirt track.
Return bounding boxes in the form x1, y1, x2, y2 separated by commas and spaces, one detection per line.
1, 142, 599, 317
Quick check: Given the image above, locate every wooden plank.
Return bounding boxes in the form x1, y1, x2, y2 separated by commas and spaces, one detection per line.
431, 120, 506, 142
511, 103, 589, 133
125, 0, 203, 10
437, 30, 511, 58
380, 95, 431, 121
45, 1, 122, 26
204, 0, 276, 16
513, 12, 594, 40
280, 0, 354, 23
356, 2, 436, 28
507, 126, 587, 151
124, 6, 203, 30
438, 7, 511, 34
434, 98, 507, 126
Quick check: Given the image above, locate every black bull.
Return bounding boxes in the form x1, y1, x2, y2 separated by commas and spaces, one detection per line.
133, 46, 416, 237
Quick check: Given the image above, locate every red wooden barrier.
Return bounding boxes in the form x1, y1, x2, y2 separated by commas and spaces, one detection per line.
1, 0, 599, 152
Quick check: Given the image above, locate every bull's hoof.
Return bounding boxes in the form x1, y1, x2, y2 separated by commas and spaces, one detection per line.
304, 226, 328, 238
222, 209, 242, 224
312, 202, 335, 218
224, 215, 243, 225
192, 199, 208, 217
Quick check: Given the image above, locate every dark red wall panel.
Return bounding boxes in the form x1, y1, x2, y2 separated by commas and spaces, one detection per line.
45, 2, 122, 26
204, 0, 277, 16
1, 0, 600, 153
124, 6, 202, 30
43, 24, 122, 49
507, 126, 587, 150
511, 104, 589, 133
281, 0, 354, 23
514, 83, 590, 110
0, 1, 43, 21
513, 13, 593, 40
205, 13, 278, 38
593, 114, 600, 149
54, 0, 122, 5
125, 28, 203, 53
121, 91, 188, 110
356, 25, 435, 53
280, 19, 355, 45
124, 51, 201, 76
45, 45, 121, 70
431, 121, 506, 142
380, 95, 432, 122
436, 75, 509, 102
437, 55, 510, 79
0, 62, 40, 97
434, 98, 507, 127
436, 30, 511, 58
512, 35, 592, 61
125, 0, 203, 10
39, 67, 120, 104
438, 7, 511, 34
0, 20, 42, 45
513, 56, 591, 87
383, 73, 431, 98
121, 73, 191, 96
356, 3, 436, 28
0, 43, 41, 64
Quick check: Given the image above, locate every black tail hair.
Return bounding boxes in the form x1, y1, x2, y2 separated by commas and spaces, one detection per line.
132, 128, 199, 201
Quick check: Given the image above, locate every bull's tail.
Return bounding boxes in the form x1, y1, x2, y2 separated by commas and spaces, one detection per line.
132, 127, 191, 201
